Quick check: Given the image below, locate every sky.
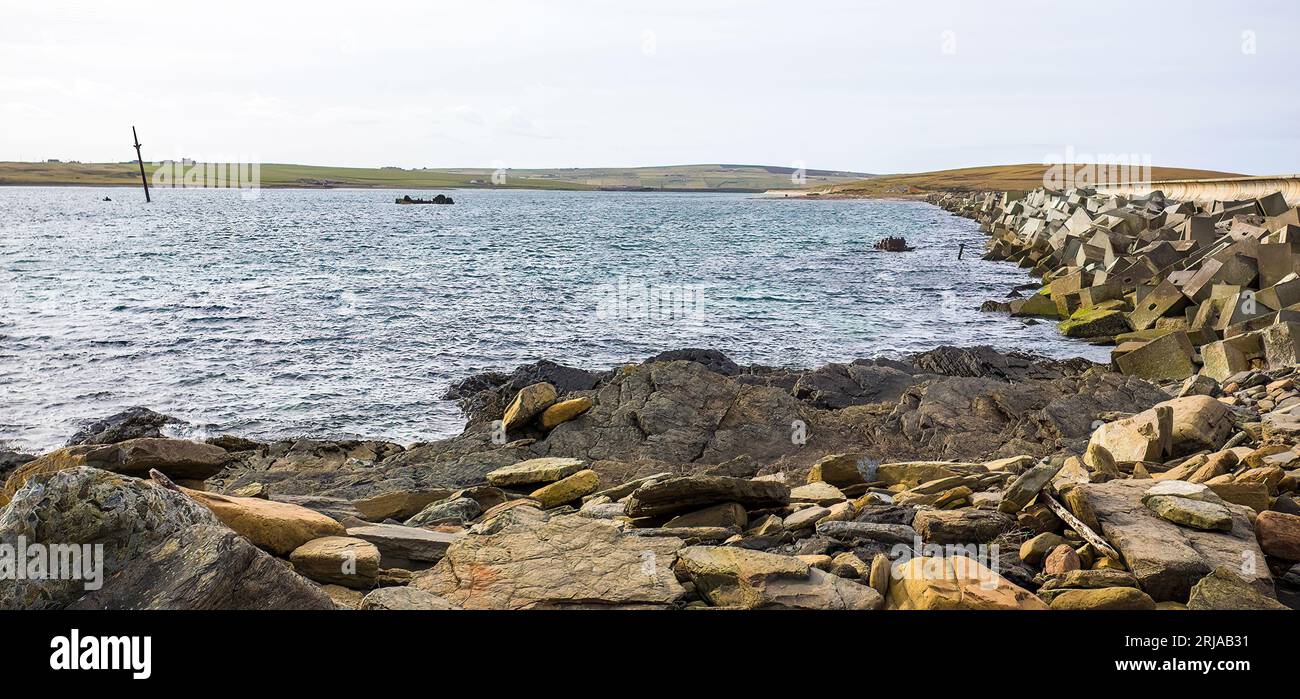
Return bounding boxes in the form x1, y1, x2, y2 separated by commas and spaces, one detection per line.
1, 0, 1297, 175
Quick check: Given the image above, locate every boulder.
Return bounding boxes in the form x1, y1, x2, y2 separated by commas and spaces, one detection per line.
1019, 532, 1067, 566
623, 476, 790, 518
783, 506, 830, 530
345, 523, 461, 566
886, 555, 1048, 610
404, 497, 481, 527
675, 546, 882, 610
485, 457, 585, 487
289, 536, 380, 588
1043, 544, 1081, 575
1077, 479, 1272, 601
806, 453, 868, 488
539, 397, 594, 430
1, 439, 227, 505
0, 467, 221, 609
66, 407, 184, 445
912, 509, 1012, 544
180, 487, 347, 555
412, 511, 685, 609
1048, 587, 1156, 610
501, 382, 558, 431
71, 523, 334, 610
1186, 566, 1289, 610
663, 502, 748, 530
1088, 396, 1234, 463
351, 489, 453, 522
789, 481, 846, 506
528, 469, 599, 509
816, 521, 917, 545
1255, 511, 1300, 560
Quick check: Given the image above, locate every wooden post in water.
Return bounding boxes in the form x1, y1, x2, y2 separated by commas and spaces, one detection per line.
132, 126, 151, 203
958, 243, 965, 260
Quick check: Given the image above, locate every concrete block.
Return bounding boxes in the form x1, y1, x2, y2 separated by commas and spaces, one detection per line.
1200, 334, 1263, 381
1115, 331, 1197, 381
1130, 279, 1190, 330
1261, 321, 1300, 369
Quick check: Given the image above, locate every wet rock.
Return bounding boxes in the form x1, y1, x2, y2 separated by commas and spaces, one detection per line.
66, 407, 184, 445
71, 523, 334, 610
675, 546, 882, 610
411, 511, 685, 609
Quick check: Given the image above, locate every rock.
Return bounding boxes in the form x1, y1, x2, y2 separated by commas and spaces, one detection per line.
1043, 544, 1081, 575
798, 554, 834, 570
404, 497, 482, 527
485, 457, 585, 487
998, 458, 1065, 513
1089, 396, 1234, 463
0, 467, 270, 609
412, 511, 685, 609
1039, 568, 1140, 593
1048, 587, 1157, 610
528, 469, 599, 509
1077, 479, 1272, 601
1019, 532, 1067, 566
289, 536, 380, 588
912, 509, 1012, 544
1186, 566, 1289, 610
789, 481, 846, 506
623, 476, 790, 518
180, 487, 347, 556
830, 552, 870, 578
1, 439, 227, 505
66, 407, 184, 445
1141, 482, 1234, 532
664, 502, 748, 530
1255, 511, 1300, 560
321, 584, 365, 609
816, 521, 917, 545
539, 397, 594, 430
501, 382, 558, 432
868, 554, 892, 595
876, 462, 972, 487
1059, 308, 1130, 338
70, 523, 334, 610
444, 359, 598, 427
359, 586, 456, 610
783, 506, 830, 530
675, 546, 882, 610
351, 489, 453, 522
345, 524, 461, 566
886, 555, 1048, 610
807, 453, 868, 488
1207, 482, 1272, 513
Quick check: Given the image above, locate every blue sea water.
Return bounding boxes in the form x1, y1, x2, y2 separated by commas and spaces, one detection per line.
0, 186, 1106, 452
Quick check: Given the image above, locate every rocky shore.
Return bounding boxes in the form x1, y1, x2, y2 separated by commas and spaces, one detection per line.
3, 339, 1298, 610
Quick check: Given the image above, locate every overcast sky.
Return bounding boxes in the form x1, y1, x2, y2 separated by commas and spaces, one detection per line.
2, 0, 1297, 174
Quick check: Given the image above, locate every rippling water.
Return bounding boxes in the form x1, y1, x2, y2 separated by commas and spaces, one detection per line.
0, 186, 1106, 452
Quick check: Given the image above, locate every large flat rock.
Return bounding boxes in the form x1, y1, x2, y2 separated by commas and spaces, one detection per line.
1077, 479, 1273, 602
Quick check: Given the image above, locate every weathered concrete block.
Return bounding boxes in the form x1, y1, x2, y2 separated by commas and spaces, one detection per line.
1261, 321, 1300, 369
1200, 334, 1263, 381
1130, 279, 1189, 330
1115, 331, 1197, 381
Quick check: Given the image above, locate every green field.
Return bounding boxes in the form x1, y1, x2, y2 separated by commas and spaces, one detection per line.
0, 161, 871, 192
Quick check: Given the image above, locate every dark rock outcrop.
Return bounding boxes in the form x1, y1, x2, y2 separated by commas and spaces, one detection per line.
66, 406, 185, 445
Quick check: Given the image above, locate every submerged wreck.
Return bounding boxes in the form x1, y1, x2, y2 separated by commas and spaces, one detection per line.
396, 194, 454, 205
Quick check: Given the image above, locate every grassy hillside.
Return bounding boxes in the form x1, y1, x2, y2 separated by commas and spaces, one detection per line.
0, 161, 870, 192
813, 163, 1247, 197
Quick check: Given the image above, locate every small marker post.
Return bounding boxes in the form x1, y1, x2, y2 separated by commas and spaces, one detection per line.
958, 243, 965, 260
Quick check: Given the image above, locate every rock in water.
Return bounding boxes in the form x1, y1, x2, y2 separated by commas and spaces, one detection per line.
411, 509, 685, 609
71, 524, 334, 610
0, 467, 218, 609
623, 476, 790, 518
501, 382, 558, 432
675, 546, 882, 610
66, 407, 184, 445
